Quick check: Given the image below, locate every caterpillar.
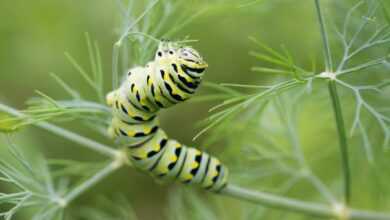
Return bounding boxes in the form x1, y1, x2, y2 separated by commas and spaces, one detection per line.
106, 41, 228, 192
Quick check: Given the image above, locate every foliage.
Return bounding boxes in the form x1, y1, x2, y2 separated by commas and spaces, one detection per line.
0, 0, 390, 219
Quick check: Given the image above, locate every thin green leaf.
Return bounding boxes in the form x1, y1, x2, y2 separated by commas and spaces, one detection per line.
0, 113, 20, 133
94, 40, 104, 92
203, 81, 242, 96
34, 90, 60, 108
380, 0, 390, 25
65, 52, 96, 89
249, 51, 289, 67
50, 73, 81, 99
251, 67, 294, 75
221, 83, 273, 89
249, 36, 288, 62
85, 32, 98, 83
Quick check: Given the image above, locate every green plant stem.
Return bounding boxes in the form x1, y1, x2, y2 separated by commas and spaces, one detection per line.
328, 80, 350, 205
275, 97, 337, 203
314, 0, 351, 205
222, 184, 390, 220
314, 0, 333, 72
63, 160, 122, 204
112, 42, 121, 90
112, 0, 160, 90
223, 184, 330, 217
0, 102, 118, 158
1, 103, 389, 219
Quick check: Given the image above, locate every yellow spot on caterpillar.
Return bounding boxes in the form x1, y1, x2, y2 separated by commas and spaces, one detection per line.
211, 170, 218, 178
183, 173, 193, 181
136, 149, 148, 159
170, 155, 177, 162
157, 166, 168, 173
140, 98, 148, 106
127, 131, 135, 136
159, 172, 168, 176
163, 73, 169, 81
191, 162, 199, 169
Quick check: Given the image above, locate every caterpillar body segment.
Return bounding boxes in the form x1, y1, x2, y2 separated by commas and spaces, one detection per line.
107, 41, 228, 192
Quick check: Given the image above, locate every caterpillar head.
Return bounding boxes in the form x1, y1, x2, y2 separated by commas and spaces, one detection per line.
177, 47, 208, 71
156, 42, 208, 75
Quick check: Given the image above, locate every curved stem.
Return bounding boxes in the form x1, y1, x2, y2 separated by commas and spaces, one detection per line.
222, 184, 390, 220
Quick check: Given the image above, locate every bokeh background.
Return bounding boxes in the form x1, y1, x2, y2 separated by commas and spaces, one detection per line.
0, 0, 389, 219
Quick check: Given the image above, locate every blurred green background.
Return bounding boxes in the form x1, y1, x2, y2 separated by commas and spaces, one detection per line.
1, 0, 390, 219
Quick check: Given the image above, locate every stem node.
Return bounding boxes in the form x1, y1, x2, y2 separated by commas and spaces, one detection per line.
113, 149, 131, 168
333, 203, 350, 220
54, 197, 67, 208
318, 71, 336, 80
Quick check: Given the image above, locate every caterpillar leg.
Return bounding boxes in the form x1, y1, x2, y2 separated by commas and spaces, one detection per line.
106, 90, 117, 138
106, 90, 117, 107
107, 124, 115, 139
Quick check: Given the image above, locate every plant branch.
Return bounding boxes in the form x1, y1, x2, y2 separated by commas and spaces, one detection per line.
335, 79, 390, 150
337, 58, 386, 76
0, 102, 119, 158
222, 184, 390, 220
112, 0, 160, 90
328, 80, 351, 205
315, 0, 333, 71
62, 160, 123, 205
275, 96, 337, 204
314, 0, 351, 205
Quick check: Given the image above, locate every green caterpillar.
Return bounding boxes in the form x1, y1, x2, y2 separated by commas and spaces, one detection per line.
106, 42, 228, 192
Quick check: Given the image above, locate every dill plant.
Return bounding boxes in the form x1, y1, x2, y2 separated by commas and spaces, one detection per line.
0, 0, 389, 220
